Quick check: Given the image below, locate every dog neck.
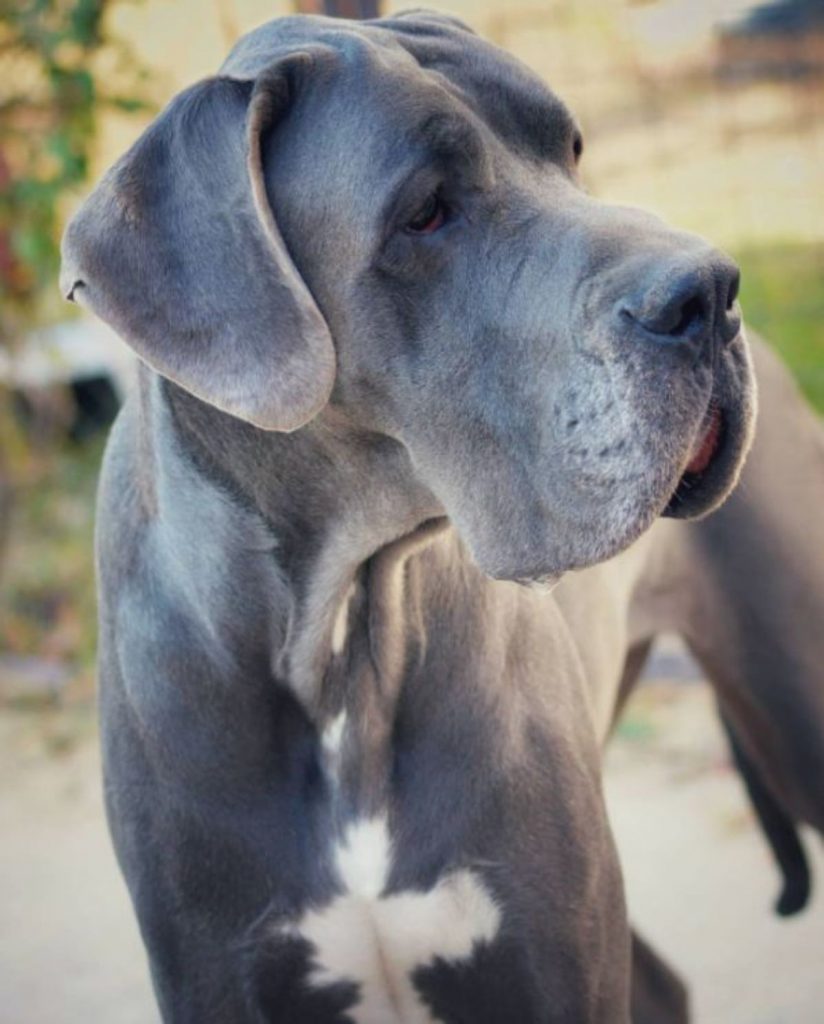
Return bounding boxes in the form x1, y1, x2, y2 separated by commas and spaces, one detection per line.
154, 375, 447, 720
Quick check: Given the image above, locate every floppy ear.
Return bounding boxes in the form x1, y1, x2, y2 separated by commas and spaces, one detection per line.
59, 50, 337, 432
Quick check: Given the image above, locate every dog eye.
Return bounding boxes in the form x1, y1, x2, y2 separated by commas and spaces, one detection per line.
572, 132, 584, 163
406, 193, 448, 235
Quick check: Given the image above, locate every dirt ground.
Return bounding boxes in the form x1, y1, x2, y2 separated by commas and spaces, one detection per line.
1, 670, 822, 1024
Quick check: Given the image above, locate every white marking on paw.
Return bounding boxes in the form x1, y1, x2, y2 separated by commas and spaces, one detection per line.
290, 816, 500, 1023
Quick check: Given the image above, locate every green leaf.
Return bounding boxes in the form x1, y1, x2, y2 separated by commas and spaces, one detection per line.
0, 0, 149, 335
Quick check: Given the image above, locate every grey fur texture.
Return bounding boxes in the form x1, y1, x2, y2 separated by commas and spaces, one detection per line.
59, 11, 822, 1024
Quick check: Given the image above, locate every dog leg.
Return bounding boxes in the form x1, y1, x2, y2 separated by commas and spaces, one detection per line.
630, 931, 690, 1024
719, 708, 810, 915
609, 645, 692, 1022
609, 639, 654, 734
678, 338, 824, 905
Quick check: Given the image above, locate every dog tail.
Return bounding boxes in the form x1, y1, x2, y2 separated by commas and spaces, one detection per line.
720, 710, 811, 916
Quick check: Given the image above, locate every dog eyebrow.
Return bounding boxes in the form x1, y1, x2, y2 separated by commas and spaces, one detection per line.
452, 64, 577, 163
415, 111, 485, 163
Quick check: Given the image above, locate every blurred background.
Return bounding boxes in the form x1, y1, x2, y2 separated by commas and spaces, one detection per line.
0, 1, 822, 1022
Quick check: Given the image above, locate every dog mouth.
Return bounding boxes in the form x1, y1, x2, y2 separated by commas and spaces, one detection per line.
685, 402, 723, 476
663, 401, 728, 517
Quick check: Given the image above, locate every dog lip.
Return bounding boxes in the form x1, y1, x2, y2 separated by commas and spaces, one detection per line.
684, 404, 722, 476
663, 402, 731, 518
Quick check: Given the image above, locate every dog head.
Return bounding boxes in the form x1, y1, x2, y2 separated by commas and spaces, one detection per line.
61, 11, 756, 581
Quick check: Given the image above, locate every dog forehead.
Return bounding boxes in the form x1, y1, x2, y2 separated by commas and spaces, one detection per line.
384, 14, 577, 160
221, 12, 575, 162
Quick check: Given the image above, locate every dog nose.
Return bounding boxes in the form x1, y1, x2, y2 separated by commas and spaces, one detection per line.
619, 257, 741, 349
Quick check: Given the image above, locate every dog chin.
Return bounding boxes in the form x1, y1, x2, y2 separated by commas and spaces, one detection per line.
477, 500, 660, 585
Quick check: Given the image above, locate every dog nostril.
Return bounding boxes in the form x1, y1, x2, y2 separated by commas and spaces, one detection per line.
726, 270, 740, 311
667, 294, 705, 338
621, 273, 712, 342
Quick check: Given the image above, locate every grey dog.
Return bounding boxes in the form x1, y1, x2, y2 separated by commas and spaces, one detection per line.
60, 11, 824, 1023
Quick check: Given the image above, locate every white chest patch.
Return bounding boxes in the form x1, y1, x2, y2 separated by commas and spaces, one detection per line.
287, 817, 500, 1024
322, 710, 347, 760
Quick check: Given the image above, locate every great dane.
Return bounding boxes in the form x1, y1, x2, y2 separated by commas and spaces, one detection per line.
60, 11, 824, 1023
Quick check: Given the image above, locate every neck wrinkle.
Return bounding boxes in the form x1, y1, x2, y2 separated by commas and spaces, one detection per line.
160, 380, 445, 713
322, 517, 451, 817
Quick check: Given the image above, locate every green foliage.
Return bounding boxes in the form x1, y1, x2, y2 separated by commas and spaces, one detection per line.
0, 433, 103, 695
736, 242, 824, 413
0, 0, 151, 339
